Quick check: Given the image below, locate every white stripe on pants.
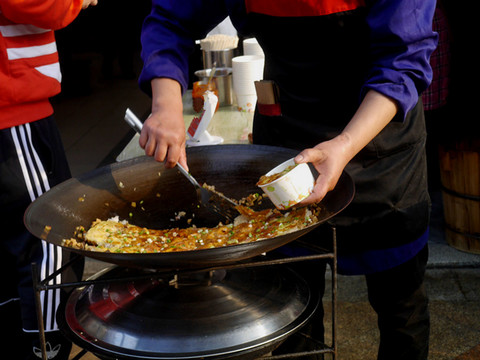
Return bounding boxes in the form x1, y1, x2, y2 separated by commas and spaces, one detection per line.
10, 124, 63, 332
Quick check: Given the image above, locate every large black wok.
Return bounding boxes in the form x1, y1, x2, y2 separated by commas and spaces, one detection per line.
24, 144, 354, 269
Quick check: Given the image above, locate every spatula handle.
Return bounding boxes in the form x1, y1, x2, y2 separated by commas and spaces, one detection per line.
124, 108, 144, 134
176, 163, 200, 187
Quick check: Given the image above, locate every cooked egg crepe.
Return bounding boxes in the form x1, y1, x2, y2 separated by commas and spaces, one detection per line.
63, 205, 319, 254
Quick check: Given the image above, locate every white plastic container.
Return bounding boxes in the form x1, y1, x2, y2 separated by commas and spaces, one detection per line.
257, 158, 315, 210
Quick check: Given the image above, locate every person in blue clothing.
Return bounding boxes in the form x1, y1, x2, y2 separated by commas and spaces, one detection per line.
136, 1, 438, 359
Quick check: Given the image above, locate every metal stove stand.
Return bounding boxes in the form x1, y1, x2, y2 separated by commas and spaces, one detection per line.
32, 227, 339, 360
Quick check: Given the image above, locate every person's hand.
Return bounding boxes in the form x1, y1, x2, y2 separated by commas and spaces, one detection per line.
294, 134, 352, 205
82, 0, 98, 9
295, 90, 398, 205
139, 78, 188, 170
141, 111, 187, 170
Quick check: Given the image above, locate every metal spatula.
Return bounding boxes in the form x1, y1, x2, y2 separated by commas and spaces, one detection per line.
124, 108, 238, 222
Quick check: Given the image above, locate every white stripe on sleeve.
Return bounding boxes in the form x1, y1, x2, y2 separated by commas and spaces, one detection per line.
6, 41, 57, 60
35, 63, 62, 83
0, 24, 50, 37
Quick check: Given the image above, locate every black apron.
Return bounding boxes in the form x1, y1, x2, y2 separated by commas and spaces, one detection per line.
246, 9, 431, 255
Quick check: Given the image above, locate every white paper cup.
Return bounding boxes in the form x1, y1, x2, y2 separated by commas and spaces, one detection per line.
232, 55, 264, 95
257, 158, 315, 210
236, 93, 257, 112
243, 38, 265, 57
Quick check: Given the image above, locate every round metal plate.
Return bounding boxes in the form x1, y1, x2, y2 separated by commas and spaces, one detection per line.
58, 265, 319, 359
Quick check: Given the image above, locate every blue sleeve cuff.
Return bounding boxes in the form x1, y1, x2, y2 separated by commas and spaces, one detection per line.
139, 53, 189, 97
361, 68, 420, 120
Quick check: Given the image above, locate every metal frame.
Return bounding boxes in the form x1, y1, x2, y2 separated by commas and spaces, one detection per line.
32, 227, 337, 360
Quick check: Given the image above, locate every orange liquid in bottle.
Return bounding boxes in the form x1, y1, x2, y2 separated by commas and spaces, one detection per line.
192, 81, 219, 113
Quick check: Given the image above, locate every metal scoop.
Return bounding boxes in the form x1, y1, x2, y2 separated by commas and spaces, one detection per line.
124, 108, 238, 222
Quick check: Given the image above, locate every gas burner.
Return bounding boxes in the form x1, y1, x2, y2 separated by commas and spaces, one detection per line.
57, 265, 320, 360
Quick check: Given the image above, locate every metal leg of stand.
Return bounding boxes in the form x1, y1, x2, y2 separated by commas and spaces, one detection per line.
32, 262, 48, 360
332, 226, 337, 360
32, 256, 90, 360
260, 225, 338, 359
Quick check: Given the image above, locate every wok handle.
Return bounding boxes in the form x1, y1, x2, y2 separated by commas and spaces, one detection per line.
123, 108, 200, 188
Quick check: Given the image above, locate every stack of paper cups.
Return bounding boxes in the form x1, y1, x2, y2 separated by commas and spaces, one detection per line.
243, 38, 264, 57
232, 55, 264, 112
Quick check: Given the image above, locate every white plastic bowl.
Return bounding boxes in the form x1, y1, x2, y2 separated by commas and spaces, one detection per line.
257, 158, 314, 210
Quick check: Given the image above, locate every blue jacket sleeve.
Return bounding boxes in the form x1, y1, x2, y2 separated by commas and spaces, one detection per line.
362, 0, 438, 119
139, 0, 229, 96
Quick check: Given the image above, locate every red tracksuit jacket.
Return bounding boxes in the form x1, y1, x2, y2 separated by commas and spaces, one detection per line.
0, 0, 83, 129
